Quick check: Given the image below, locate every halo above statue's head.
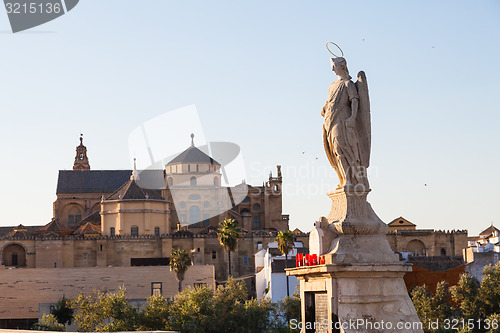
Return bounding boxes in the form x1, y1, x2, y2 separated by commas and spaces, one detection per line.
326, 42, 348, 73
326, 42, 344, 58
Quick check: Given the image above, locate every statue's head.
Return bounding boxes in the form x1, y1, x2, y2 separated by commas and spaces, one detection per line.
330, 57, 350, 77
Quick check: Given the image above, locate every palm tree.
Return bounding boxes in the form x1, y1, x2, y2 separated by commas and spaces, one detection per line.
276, 230, 295, 297
170, 248, 192, 293
217, 218, 242, 278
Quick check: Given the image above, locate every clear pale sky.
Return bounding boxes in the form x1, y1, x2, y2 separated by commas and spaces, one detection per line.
0, 1, 499, 236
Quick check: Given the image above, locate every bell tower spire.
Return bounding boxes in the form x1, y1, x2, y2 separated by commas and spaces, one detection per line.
73, 134, 90, 170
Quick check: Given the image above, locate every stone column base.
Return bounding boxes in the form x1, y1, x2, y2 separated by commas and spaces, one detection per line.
287, 263, 423, 333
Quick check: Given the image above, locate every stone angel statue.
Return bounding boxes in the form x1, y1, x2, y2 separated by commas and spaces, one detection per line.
321, 56, 371, 191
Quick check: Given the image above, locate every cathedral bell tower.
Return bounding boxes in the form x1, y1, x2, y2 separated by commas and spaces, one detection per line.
73, 134, 90, 170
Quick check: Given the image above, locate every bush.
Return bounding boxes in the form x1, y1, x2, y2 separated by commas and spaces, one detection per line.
71, 287, 139, 332
411, 262, 500, 333
51, 296, 74, 325
32, 314, 65, 331
65, 279, 303, 332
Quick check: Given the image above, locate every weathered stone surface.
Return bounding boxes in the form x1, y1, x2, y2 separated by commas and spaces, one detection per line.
288, 263, 424, 333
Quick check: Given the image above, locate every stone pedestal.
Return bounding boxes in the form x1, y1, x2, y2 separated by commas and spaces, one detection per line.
290, 188, 423, 332
317, 188, 399, 264
287, 263, 424, 333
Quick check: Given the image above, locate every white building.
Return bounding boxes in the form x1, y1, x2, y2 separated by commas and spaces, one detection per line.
464, 225, 500, 280
255, 241, 305, 302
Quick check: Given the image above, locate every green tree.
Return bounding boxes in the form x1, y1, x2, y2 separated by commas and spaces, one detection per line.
166, 284, 216, 333
432, 281, 452, 325
278, 292, 301, 332
217, 218, 242, 277
411, 284, 434, 328
212, 277, 248, 331
32, 314, 65, 331
138, 294, 172, 331
170, 248, 192, 293
479, 262, 500, 316
51, 296, 74, 325
450, 273, 482, 321
240, 297, 276, 333
71, 287, 139, 332
276, 230, 295, 297
486, 313, 500, 333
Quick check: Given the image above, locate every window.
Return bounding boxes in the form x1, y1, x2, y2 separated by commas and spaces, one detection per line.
441, 248, 447, 256
79, 153, 84, 160
190, 176, 197, 186
189, 194, 200, 201
68, 214, 82, 226
243, 256, 249, 265
131, 226, 139, 237
100, 244, 103, 251
203, 201, 209, 208
154, 227, 160, 236
190, 206, 200, 224
242, 197, 250, 203
168, 177, 173, 186
213, 176, 218, 186
212, 251, 217, 259
253, 216, 260, 229
83, 253, 88, 262
188, 165, 191, 172
194, 283, 206, 288
196, 164, 199, 172
253, 204, 261, 211
131, 258, 169, 266
151, 282, 162, 296
110, 227, 115, 237
274, 184, 279, 191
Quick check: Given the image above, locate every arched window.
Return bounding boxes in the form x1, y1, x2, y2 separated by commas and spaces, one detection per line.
167, 177, 173, 187
110, 227, 115, 237
64, 203, 84, 227
2, 244, 26, 267
190, 176, 197, 186
406, 239, 426, 256
131, 226, 139, 237
253, 204, 261, 211
274, 184, 279, 192
253, 216, 260, 229
213, 176, 219, 186
441, 248, 447, 256
188, 165, 191, 172
190, 206, 200, 224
